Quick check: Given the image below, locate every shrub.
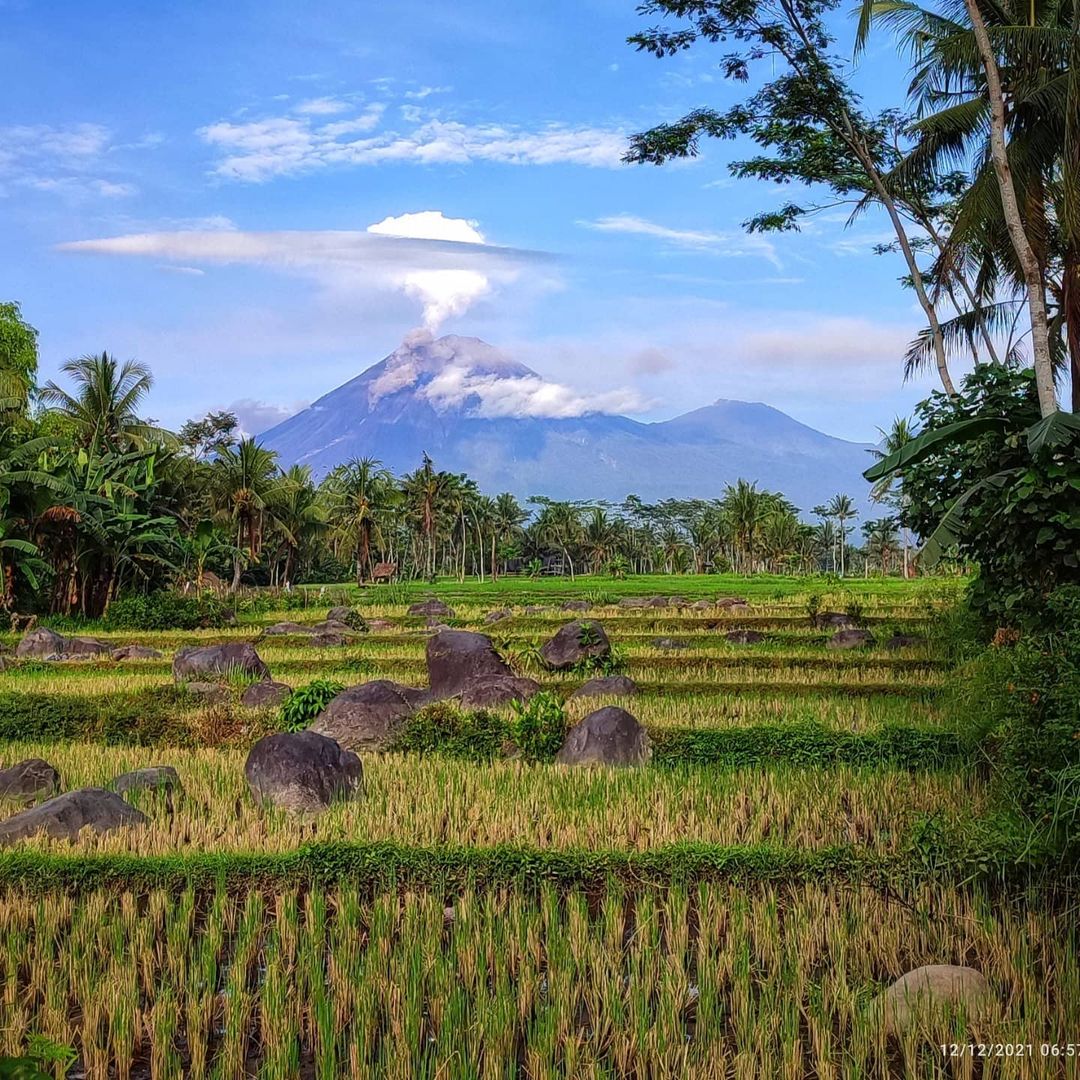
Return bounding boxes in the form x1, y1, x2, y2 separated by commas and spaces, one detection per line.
278, 679, 342, 733
105, 592, 233, 631
397, 702, 505, 761
510, 691, 567, 763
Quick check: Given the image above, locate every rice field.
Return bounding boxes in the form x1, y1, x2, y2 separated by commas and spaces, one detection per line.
1, 574, 1066, 1077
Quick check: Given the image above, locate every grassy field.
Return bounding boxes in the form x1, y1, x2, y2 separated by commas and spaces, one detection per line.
1, 574, 1072, 1077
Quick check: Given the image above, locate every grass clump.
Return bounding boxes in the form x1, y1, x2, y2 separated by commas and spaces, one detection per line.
397, 702, 506, 761
510, 690, 567, 762
103, 591, 233, 631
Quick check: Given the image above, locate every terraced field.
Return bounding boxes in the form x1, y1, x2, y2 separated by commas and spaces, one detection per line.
0, 576, 1075, 1077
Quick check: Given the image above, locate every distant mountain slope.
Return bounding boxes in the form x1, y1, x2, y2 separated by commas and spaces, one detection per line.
259, 333, 875, 511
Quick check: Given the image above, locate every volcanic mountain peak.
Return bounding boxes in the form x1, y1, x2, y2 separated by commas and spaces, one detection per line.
260, 333, 874, 510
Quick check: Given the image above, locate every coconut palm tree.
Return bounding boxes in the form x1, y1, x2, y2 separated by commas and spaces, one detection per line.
207, 439, 282, 590
323, 457, 398, 583
269, 465, 325, 586
826, 493, 858, 577
39, 352, 174, 450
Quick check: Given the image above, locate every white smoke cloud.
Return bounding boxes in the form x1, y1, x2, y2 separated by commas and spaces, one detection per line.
366, 212, 495, 330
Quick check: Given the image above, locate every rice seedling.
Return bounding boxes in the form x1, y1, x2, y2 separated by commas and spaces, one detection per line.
0, 879, 1072, 1079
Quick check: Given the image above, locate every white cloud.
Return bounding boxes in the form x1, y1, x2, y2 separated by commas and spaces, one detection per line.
197, 104, 626, 181
294, 96, 351, 116
423, 364, 649, 419
226, 398, 308, 436
367, 210, 484, 245
58, 211, 549, 332
0, 122, 135, 199
581, 214, 780, 267
627, 347, 676, 375
404, 86, 451, 100
157, 265, 205, 276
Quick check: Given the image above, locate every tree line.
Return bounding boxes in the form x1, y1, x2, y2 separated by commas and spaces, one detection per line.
0, 306, 906, 618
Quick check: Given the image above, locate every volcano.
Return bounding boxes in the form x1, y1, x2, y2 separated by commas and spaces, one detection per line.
259, 333, 875, 510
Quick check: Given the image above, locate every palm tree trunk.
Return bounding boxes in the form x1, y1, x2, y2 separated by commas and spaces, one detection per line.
964, 0, 1057, 416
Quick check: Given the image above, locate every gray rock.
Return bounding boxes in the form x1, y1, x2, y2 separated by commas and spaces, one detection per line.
426, 629, 515, 699
645, 597, 670, 608
570, 675, 639, 698
726, 630, 766, 644
0, 758, 60, 804
884, 633, 922, 650
245, 731, 363, 812
408, 599, 455, 617
539, 620, 611, 670
880, 965, 992, 1035
617, 597, 649, 609
816, 611, 857, 629
310, 680, 431, 751
173, 642, 270, 683
828, 629, 875, 649
0, 788, 148, 846
184, 681, 228, 702
310, 631, 350, 647
327, 606, 355, 623
555, 707, 652, 766
691, 599, 713, 610
111, 645, 164, 661
111, 766, 182, 800
457, 675, 542, 708
16, 627, 110, 660
367, 618, 396, 632
241, 680, 292, 709
561, 600, 591, 612
667, 596, 689, 608
716, 597, 749, 609
654, 637, 689, 650
484, 609, 511, 624
523, 605, 549, 615
263, 621, 312, 636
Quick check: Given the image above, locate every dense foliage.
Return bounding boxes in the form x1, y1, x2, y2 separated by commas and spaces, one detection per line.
898, 367, 1080, 620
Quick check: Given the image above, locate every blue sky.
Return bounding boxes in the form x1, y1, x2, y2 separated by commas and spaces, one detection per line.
0, 0, 950, 441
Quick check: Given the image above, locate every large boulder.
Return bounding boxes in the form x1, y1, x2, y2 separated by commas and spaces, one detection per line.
555, 707, 652, 766
172, 642, 270, 683
241, 680, 292, 709
111, 645, 164, 661
327, 606, 355, 623
880, 965, 993, 1035
310, 680, 431, 751
408, 599, 455, 618
457, 675, 542, 708
0, 788, 148, 846
539, 620, 611, 670
426, 629, 515, 699
244, 731, 363, 812
0, 759, 61, 805
828, 629, 875, 650
16, 627, 109, 660
570, 675, 639, 698
726, 630, 766, 644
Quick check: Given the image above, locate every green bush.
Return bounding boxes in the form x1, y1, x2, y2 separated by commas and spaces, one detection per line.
278, 679, 343, 732
510, 691, 567, 763
397, 702, 506, 761
953, 586, 1080, 856
105, 591, 233, 631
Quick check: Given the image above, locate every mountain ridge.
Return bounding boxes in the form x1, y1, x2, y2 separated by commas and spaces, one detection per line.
259, 334, 875, 511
